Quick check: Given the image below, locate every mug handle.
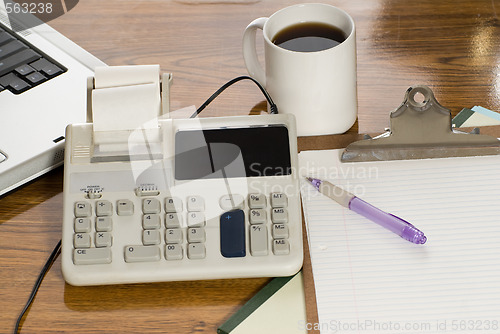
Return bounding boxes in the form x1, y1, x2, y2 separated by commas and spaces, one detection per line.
242, 17, 268, 86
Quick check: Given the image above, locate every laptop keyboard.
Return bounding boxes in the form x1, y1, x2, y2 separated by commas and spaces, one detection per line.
0, 23, 66, 94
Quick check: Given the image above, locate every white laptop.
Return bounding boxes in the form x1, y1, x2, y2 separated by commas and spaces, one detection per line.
0, 5, 105, 196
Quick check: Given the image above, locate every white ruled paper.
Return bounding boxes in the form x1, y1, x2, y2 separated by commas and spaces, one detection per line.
300, 149, 500, 334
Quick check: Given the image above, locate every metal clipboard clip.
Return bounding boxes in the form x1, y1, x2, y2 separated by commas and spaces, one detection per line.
341, 85, 500, 162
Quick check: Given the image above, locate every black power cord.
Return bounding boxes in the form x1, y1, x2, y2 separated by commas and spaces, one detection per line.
190, 75, 278, 118
14, 239, 61, 334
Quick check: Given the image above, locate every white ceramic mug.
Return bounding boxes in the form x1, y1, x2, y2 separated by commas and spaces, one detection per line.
243, 3, 357, 136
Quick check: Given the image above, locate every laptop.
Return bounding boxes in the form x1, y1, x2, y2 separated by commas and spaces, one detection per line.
0, 7, 106, 196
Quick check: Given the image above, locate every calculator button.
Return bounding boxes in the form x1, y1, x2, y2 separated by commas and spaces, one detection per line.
272, 223, 289, 239
142, 198, 161, 213
74, 217, 91, 233
95, 232, 113, 248
165, 197, 183, 213
271, 193, 287, 208
96, 200, 113, 216
220, 210, 246, 258
250, 225, 268, 256
142, 214, 161, 229
187, 195, 204, 211
187, 243, 206, 259
219, 194, 244, 210
271, 208, 288, 224
96, 217, 113, 232
187, 211, 205, 227
74, 233, 91, 248
248, 194, 266, 209
165, 212, 182, 228
165, 244, 183, 260
75, 202, 91, 217
188, 227, 206, 243
165, 228, 183, 244
124, 245, 161, 263
117, 199, 134, 216
73, 248, 111, 265
249, 209, 266, 224
142, 230, 161, 245
272, 239, 290, 255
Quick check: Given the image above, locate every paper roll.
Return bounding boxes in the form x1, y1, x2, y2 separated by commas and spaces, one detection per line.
92, 65, 161, 134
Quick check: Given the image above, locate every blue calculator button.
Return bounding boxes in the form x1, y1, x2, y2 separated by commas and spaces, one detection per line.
220, 209, 246, 258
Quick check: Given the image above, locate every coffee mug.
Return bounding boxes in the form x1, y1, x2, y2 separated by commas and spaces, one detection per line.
243, 3, 357, 136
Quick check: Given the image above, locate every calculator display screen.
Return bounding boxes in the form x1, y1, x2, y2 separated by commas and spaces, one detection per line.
174, 125, 292, 180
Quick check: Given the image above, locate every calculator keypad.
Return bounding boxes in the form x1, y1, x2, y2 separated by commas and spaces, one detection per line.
248, 192, 290, 256
71, 202, 112, 265
136, 196, 207, 261
71, 192, 291, 266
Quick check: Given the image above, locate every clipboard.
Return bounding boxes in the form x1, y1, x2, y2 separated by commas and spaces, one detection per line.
298, 86, 500, 334
341, 86, 500, 162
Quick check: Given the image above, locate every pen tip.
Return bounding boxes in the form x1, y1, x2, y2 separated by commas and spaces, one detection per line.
305, 177, 322, 190
412, 233, 427, 244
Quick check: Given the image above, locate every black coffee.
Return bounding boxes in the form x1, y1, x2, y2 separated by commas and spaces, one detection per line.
272, 22, 347, 52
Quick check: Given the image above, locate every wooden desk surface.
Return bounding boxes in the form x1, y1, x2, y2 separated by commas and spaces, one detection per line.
1, 0, 500, 332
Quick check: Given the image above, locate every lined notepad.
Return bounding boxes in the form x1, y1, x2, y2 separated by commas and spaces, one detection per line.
300, 149, 500, 334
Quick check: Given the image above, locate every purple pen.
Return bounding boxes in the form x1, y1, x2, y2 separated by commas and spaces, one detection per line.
306, 177, 427, 244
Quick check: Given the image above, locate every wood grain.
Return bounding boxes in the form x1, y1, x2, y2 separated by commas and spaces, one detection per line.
1, 0, 500, 332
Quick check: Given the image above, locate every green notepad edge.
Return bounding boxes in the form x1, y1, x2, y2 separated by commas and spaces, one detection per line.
217, 273, 297, 334
452, 108, 475, 127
